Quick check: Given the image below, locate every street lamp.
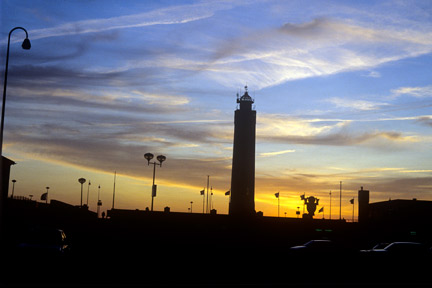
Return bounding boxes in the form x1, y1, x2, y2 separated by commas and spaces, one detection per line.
1, 27, 31, 157
11, 179, 16, 198
45, 187, 49, 204
86, 180, 91, 207
144, 153, 166, 211
78, 178, 86, 207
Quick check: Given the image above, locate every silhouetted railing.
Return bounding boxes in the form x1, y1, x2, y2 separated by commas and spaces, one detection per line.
10, 195, 33, 201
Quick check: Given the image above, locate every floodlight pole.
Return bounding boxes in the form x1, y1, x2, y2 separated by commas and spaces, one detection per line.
78, 178, 86, 207
144, 153, 166, 212
151, 161, 157, 211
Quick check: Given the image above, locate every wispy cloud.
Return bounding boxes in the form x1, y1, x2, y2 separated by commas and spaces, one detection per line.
399, 169, 432, 173
416, 116, 432, 127
363, 71, 381, 78
259, 149, 296, 157
265, 131, 418, 147
23, 2, 236, 42
391, 85, 432, 98
257, 114, 419, 148
257, 114, 347, 138
202, 17, 432, 89
327, 97, 388, 111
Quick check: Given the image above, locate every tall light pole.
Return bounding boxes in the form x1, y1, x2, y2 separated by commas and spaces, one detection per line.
45, 187, 49, 204
97, 185, 102, 218
350, 198, 355, 222
275, 192, 280, 217
0, 27, 30, 245
11, 179, 16, 198
1, 27, 31, 158
86, 180, 91, 207
144, 153, 166, 211
78, 178, 86, 207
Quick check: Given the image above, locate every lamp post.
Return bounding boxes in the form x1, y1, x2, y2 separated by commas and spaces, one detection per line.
190, 201, 193, 213
45, 187, 49, 204
1, 27, 31, 157
144, 153, 166, 211
97, 185, 102, 218
78, 178, 86, 207
86, 180, 91, 207
11, 179, 16, 198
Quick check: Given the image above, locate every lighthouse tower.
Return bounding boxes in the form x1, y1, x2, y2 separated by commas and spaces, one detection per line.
229, 86, 256, 216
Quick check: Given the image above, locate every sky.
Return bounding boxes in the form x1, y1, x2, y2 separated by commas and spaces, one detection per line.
1, 0, 432, 219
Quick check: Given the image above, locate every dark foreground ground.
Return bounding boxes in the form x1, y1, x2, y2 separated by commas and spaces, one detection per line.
2, 201, 432, 287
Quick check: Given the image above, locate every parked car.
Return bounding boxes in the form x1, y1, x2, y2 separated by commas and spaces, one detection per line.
289, 239, 345, 256
360, 242, 429, 258
17, 226, 70, 256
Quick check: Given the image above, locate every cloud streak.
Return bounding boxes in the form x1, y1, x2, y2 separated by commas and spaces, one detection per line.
22, 2, 236, 42
259, 149, 296, 157
327, 97, 388, 111
202, 17, 432, 89
391, 85, 432, 98
257, 114, 419, 148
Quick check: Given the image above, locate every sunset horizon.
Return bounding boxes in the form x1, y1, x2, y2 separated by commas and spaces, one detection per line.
2, 0, 431, 219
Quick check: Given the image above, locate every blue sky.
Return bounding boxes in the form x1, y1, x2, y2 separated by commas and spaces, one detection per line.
1, 0, 432, 218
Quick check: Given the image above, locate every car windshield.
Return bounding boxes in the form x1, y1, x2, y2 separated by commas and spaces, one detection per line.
384, 242, 424, 253
373, 243, 389, 249
304, 240, 332, 248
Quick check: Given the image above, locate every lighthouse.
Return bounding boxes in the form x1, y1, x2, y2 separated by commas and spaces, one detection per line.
229, 86, 256, 216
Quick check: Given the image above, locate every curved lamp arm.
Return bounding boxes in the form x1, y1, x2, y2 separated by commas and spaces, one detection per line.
1, 27, 31, 156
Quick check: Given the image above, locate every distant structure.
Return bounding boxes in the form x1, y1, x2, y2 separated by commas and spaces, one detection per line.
1, 156, 16, 231
368, 199, 432, 223
1, 156, 15, 200
229, 86, 256, 216
358, 186, 369, 223
357, 186, 432, 225
97, 200, 102, 218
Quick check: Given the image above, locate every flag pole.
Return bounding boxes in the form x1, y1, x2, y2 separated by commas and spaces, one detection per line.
278, 192, 280, 218
206, 175, 210, 214
210, 186, 213, 211
275, 192, 280, 217
339, 181, 342, 220
202, 188, 205, 214
303, 193, 306, 216
112, 171, 116, 209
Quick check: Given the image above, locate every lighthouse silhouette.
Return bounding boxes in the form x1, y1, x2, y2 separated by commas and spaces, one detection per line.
229, 86, 256, 216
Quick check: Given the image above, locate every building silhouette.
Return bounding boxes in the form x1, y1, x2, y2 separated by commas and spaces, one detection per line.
229, 86, 256, 216
358, 186, 432, 225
